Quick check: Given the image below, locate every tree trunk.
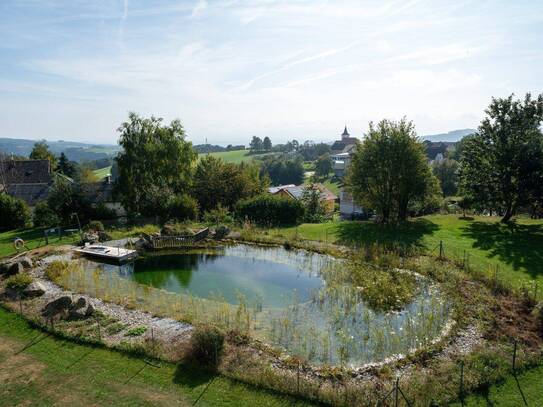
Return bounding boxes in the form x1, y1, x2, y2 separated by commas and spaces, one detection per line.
501, 206, 513, 223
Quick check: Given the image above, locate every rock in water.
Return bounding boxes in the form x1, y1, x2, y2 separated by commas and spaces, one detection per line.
42, 296, 72, 318
23, 281, 46, 297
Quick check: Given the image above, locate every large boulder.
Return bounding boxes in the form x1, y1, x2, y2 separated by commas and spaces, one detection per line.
42, 296, 72, 318
0, 262, 10, 275
18, 256, 33, 269
23, 281, 46, 298
85, 303, 95, 317
71, 297, 87, 310
7, 262, 24, 276
67, 297, 95, 320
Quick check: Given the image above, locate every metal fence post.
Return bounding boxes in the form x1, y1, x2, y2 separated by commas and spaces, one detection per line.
297, 362, 300, 394
439, 240, 444, 259
459, 360, 464, 401
395, 377, 399, 407
96, 316, 101, 341
512, 340, 517, 373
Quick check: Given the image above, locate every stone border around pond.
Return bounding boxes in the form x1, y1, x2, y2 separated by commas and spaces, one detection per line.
17, 241, 462, 373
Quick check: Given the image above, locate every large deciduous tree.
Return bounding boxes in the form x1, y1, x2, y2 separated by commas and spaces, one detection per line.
459, 93, 543, 222
192, 155, 264, 213
432, 158, 459, 196
259, 156, 305, 186
30, 141, 57, 170
263, 136, 272, 151
315, 154, 332, 177
115, 113, 196, 217
346, 119, 439, 223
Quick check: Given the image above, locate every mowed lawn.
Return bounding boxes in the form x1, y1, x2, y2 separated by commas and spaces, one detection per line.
0, 307, 312, 407
274, 214, 543, 295
0, 228, 78, 259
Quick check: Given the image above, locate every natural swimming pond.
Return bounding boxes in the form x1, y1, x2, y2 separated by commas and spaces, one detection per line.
66, 244, 452, 367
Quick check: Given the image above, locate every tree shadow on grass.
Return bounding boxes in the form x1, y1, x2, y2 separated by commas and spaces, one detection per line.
460, 221, 543, 279
173, 358, 217, 388
334, 218, 439, 252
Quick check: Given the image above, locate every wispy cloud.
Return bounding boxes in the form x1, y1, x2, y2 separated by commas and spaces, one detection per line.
237, 40, 362, 90
118, 0, 129, 49
0, 0, 541, 144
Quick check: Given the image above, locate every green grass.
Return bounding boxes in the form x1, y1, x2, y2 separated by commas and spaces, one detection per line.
0, 228, 78, 259
274, 214, 543, 295
0, 306, 312, 407
92, 166, 112, 180
451, 365, 543, 406
198, 150, 252, 164
302, 174, 341, 195
198, 150, 277, 165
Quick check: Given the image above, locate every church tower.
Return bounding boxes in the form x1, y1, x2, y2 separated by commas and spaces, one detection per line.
341, 125, 350, 140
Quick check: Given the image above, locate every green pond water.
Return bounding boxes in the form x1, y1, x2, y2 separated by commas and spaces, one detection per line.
75, 244, 451, 367
124, 250, 322, 308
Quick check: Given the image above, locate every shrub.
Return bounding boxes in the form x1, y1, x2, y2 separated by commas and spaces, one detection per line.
0, 193, 31, 230
166, 194, 199, 221
161, 222, 195, 236
203, 204, 233, 225
124, 326, 147, 337
86, 220, 105, 232
106, 322, 126, 335
235, 194, 304, 226
33, 202, 60, 228
189, 325, 225, 367
92, 203, 117, 220
5, 273, 33, 291
214, 225, 230, 239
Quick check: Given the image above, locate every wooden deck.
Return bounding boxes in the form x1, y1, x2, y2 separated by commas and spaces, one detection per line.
148, 227, 209, 249
74, 244, 138, 262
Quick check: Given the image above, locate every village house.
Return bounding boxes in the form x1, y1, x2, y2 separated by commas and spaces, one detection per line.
268, 184, 337, 214
0, 159, 54, 207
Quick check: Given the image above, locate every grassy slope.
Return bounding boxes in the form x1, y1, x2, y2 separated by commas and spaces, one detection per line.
198, 150, 252, 164
451, 365, 543, 406
0, 307, 312, 407
92, 166, 112, 180
275, 214, 543, 294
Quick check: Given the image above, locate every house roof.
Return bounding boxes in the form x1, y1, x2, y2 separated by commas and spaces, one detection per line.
269, 184, 337, 201
6, 183, 50, 206
0, 159, 51, 184
268, 184, 295, 194
81, 180, 115, 204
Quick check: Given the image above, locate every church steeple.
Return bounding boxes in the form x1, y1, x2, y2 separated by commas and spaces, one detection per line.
341, 125, 350, 139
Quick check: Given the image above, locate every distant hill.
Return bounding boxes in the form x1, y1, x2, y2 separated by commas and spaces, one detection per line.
422, 129, 476, 142
0, 137, 121, 163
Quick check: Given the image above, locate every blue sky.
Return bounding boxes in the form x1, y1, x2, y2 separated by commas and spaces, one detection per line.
1, 0, 542, 146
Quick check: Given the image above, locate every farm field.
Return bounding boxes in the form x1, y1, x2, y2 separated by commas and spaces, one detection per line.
0, 307, 312, 407
198, 149, 252, 164
92, 165, 112, 180
197, 149, 276, 164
